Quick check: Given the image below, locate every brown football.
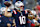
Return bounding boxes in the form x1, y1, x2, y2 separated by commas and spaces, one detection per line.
4, 1, 11, 7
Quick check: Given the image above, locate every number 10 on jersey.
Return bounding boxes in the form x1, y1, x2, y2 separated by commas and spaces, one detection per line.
19, 16, 26, 25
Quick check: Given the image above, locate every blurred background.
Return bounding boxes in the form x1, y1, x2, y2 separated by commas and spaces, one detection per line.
0, 0, 40, 9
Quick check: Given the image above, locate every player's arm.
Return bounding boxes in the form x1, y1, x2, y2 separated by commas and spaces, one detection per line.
12, 10, 16, 27
4, 1, 12, 17
4, 8, 12, 17
12, 19, 16, 27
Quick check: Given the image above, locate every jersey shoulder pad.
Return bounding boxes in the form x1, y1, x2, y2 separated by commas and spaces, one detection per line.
13, 10, 17, 14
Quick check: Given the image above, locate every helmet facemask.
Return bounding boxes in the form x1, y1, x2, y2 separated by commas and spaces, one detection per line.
19, 6, 24, 11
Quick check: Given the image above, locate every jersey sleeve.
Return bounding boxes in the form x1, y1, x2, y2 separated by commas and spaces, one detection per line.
12, 10, 17, 17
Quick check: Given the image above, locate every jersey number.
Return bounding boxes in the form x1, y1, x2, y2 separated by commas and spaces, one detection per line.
19, 16, 26, 24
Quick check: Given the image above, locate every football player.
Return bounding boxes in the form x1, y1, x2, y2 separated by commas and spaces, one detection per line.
26, 9, 35, 27
12, 1, 28, 27
1, 1, 16, 27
